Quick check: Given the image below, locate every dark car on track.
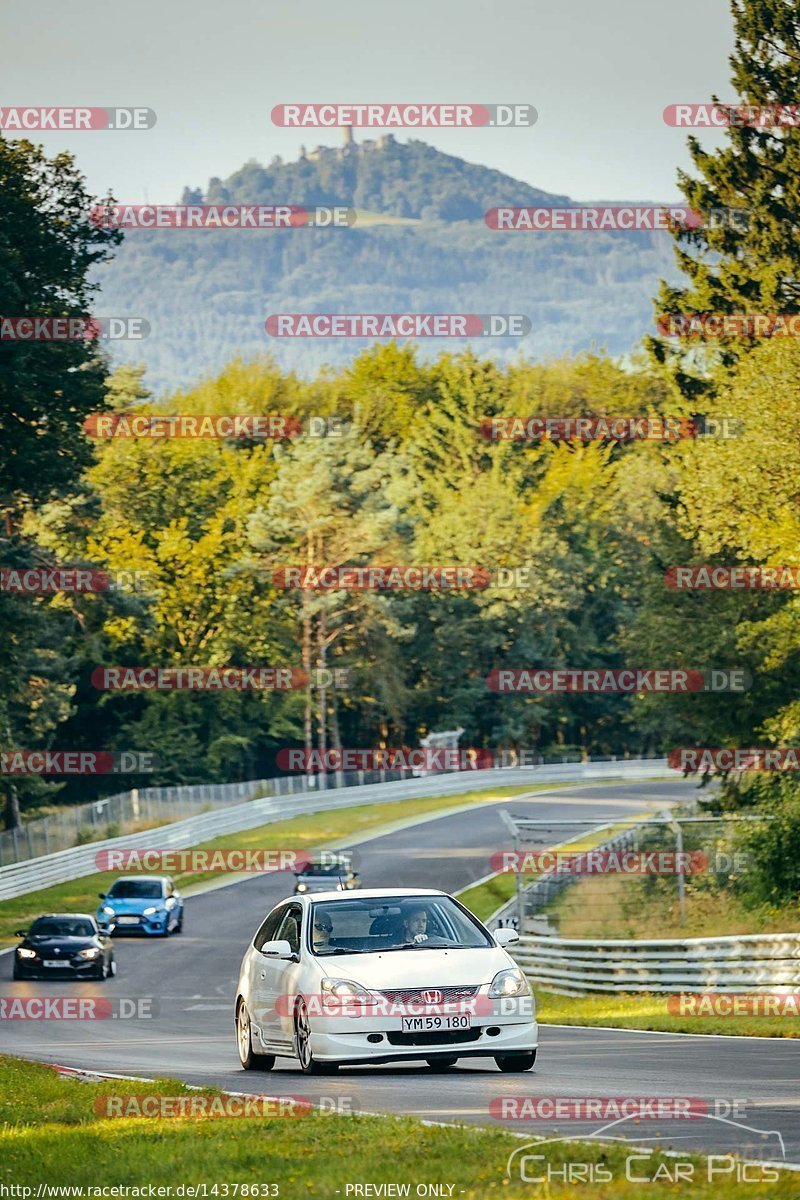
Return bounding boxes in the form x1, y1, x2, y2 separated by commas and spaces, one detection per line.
13, 913, 116, 981
293, 852, 360, 895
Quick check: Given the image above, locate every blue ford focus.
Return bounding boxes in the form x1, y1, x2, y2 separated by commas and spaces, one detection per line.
97, 875, 184, 936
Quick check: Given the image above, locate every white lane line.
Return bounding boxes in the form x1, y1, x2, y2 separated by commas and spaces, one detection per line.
542, 1022, 800, 1043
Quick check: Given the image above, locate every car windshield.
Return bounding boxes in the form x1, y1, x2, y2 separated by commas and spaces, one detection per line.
28, 918, 95, 938
301, 861, 348, 876
107, 880, 163, 899
309, 896, 493, 956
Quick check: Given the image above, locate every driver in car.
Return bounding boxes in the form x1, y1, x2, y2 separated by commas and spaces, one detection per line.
402, 907, 429, 943
313, 909, 333, 951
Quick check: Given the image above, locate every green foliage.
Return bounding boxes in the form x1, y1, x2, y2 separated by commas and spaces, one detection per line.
736, 774, 800, 907
651, 0, 800, 391
0, 136, 120, 826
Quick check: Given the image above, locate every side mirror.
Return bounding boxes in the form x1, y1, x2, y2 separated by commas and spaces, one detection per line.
14, 929, 28, 938
98, 893, 106, 900
260, 939, 295, 960
495, 927, 519, 947
98, 924, 113, 936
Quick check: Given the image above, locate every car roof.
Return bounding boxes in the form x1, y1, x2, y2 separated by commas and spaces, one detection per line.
35, 913, 96, 921
298, 888, 447, 903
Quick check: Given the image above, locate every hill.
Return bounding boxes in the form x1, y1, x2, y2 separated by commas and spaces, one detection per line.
95, 137, 681, 393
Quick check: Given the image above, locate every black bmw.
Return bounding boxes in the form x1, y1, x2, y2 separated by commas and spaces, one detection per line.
13, 913, 116, 981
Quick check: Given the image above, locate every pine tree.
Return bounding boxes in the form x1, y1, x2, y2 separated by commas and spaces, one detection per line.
651, 0, 800, 396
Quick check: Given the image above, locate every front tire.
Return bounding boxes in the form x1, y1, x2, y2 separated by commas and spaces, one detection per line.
236, 1000, 276, 1071
293, 999, 339, 1074
495, 1050, 537, 1072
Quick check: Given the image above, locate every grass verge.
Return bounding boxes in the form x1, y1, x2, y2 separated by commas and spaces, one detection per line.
536, 990, 800, 1038
546, 871, 800, 939
0, 1055, 793, 1195
0, 784, 547, 947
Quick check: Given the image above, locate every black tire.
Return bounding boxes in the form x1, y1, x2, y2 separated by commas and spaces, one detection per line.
175, 911, 184, 934
12, 963, 23, 981
293, 999, 339, 1074
495, 1050, 537, 1072
236, 1000, 276, 1071
426, 1057, 458, 1070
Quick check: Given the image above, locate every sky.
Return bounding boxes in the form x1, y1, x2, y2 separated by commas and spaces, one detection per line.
1, 0, 736, 204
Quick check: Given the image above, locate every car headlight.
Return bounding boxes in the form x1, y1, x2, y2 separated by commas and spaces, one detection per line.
488, 968, 530, 998
101, 906, 115, 916
78, 947, 101, 959
142, 906, 164, 916
16, 948, 36, 959
320, 978, 373, 1000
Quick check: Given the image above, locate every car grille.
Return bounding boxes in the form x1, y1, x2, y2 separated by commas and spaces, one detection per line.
378, 985, 478, 1005
386, 1028, 481, 1047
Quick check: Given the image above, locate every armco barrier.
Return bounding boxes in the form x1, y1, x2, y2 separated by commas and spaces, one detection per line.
0, 757, 667, 900
511, 931, 800, 994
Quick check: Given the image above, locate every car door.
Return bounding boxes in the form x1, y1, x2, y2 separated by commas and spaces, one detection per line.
245, 904, 289, 1047
257, 903, 304, 1050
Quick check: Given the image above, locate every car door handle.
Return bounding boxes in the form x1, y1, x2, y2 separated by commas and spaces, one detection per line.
259, 971, 266, 979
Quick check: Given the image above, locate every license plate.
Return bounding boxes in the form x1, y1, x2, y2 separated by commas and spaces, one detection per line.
43, 960, 64, 968
116, 916, 139, 924
400, 1014, 472, 1033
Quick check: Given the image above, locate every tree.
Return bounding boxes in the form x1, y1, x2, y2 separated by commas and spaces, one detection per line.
651, 0, 800, 397
0, 137, 120, 827
247, 432, 407, 781
0, 136, 121, 517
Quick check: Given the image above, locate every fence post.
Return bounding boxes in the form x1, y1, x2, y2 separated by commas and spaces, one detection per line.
673, 818, 686, 928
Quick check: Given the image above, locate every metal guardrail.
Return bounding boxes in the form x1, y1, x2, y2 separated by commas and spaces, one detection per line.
0, 757, 668, 900
0, 778, 272, 866
511, 931, 800, 994
0, 751, 656, 866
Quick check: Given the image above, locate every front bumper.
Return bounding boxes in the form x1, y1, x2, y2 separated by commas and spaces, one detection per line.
103, 911, 171, 934
256, 993, 537, 1064
305, 1019, 538, 1064
14, 957, 102, 978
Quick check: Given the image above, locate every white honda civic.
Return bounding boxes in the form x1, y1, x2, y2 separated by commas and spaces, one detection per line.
235, 888, 537, 1074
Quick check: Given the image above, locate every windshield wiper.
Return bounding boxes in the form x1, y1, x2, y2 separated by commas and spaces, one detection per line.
377, 942, 436, 953
317, 947, 365, 955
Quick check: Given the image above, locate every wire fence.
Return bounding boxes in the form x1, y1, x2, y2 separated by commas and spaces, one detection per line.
0, 751, 664, 867
490, 811, 769, 939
